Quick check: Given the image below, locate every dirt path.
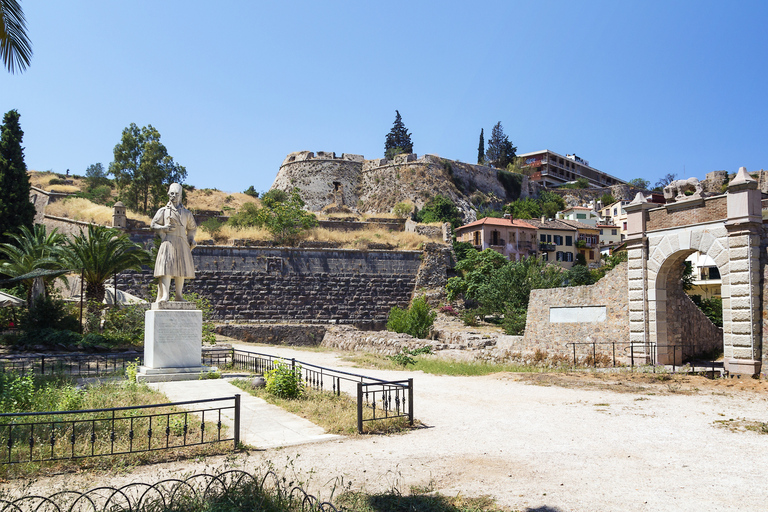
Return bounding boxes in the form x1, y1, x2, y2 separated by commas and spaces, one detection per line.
6, 344, 768, 512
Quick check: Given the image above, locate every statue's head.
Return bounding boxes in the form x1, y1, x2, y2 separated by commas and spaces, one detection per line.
168, 183, 182, 205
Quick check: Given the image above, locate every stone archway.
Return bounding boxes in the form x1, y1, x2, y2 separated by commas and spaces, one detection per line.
626, 168, 763, 376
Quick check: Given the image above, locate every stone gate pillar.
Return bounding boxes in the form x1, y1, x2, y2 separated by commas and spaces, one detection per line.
724, 167, 762, 375
625, 193, 655, 362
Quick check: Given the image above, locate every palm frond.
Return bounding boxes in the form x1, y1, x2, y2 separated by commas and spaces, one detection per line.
0, 0, 32, 73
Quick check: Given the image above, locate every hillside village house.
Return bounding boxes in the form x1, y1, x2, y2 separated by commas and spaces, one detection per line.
558, 206, 600, 227
454, 217, 537, 261
558, 219, 601, 266
597, 223, 622, 246
523, 218, 579, 268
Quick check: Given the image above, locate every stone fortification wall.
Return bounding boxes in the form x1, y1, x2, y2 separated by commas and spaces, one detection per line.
41, 215, 92, 237
272, 151, 364, 211
118, 246, 423, 324
521, 262, 630, 362
215, 324, 327, 346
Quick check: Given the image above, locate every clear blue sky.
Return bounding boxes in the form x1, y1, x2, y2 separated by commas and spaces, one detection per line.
2, 1, 767, 194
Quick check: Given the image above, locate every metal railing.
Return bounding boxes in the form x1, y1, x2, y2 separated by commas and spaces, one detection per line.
232, 349, 413, 433
565, 341, 723, 377
0, 395, 240, 465
0, 352, 142, 377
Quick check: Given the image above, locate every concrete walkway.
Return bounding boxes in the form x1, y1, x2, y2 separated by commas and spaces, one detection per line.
149, 377, 340, 449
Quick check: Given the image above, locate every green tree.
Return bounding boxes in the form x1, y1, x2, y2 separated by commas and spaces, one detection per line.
62, 225, 151, 305
627, 178, 650, 190
384, 110, 413, 158
416, 194, 461, 227
0, 225, 67, 301
0, 0, 32, 73
0, 109, 35, 243
485, 122, 516, 169
477, 128, 485, 164
108, 123, 187, 214
505, 197, 541, 219
243, 185, 259, 198
260, 189, 317, 246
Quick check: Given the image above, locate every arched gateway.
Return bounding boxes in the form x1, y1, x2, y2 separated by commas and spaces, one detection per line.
626, 168, 764, 376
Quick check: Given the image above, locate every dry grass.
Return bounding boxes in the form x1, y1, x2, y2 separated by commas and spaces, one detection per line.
46, 184, 81, 194
305, 227, 429, 249
28, 171, 87, 191
45, 197, 152, 225
185, 189, 259, 212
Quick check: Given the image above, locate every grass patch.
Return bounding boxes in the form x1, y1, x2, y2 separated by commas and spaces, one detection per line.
337, 487, 506, 511
343, 353, 559, 376
45, 197, 151, 225
0, 375, 232, 479
230, 379, 414, 435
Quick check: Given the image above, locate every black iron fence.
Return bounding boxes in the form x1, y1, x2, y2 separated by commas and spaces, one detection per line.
565, 341, 723, 376
0, 469, 338, 512
0, 395, 239, 465
232, 349, 413, 433
0, 352, 142, 377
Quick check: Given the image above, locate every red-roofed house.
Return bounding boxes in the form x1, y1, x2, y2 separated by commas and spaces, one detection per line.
454, 217, 538, 260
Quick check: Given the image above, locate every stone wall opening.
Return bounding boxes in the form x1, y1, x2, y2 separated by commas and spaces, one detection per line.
652, 249, 724, 365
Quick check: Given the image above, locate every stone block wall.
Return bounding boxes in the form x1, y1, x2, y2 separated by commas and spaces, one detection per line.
118, 247, 424, 325
646, 196, 727, 231
522, 262, 629, 362
215, 324, 327, 346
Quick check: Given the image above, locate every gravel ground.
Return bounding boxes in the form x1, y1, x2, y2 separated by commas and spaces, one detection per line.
6, 344, 768, 512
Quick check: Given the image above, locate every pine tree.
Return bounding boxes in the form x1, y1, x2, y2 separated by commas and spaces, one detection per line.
0, 109, 35, 243
477, 128, 485, 164
384, 110, 413, 158
485, 121, 517, 169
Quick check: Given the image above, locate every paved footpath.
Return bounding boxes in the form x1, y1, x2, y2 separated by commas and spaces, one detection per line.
149, 377, 340, 449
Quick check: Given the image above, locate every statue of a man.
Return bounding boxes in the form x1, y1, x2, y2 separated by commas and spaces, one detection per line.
151, 183, 197, 302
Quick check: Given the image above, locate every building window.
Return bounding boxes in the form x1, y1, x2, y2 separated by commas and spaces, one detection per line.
612, 229, 617, 235
613, 208, 618, 216
576, 213, 586, 220
547, 234, 552, 243
473, 231, 481, 245
554, 235, 563, 245
556, 251, 563, 261
599, 229, 603, 235
540, 234, 546, 243
565, 236, 572, 246
623, 222, 627, 230
589, 251, 594, 260
491, 230, 501, 245
565, 252, 573, 262
542, 253, 548, 261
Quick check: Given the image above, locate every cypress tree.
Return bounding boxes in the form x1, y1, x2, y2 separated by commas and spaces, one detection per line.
384, 110, 413, 158
485, 121, 517, 169
0, 109, 35, 243
477, 128, 485, 164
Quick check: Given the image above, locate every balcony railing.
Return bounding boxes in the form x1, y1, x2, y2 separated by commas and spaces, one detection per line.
539, 243, 556, 252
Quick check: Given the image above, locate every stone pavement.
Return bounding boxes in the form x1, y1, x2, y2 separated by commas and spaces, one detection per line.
149, 376, 340, 449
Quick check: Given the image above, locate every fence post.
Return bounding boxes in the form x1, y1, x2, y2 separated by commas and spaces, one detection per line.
612, 343, 616, 367
630, 344, 635, 370
408, 378, 414, 426
356, 382, 363, 434
592, 343, 596, 368
234, 394, 241, 448
41, 356, 45, 375
572, 344, 576, 366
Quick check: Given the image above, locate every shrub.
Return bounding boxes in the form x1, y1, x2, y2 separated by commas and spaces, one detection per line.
102, 303, 147, 346
386, 296, 436, 339
264, 360, 304, 399
0, 371, 35, 413
21, 296, 80, 333
415, 194, 461, 228
503, 306, 527, 335
392, 202, 413, 219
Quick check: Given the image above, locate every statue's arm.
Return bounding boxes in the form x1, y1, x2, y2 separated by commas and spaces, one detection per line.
186, 210, 198, 250
151, 207, 169, 232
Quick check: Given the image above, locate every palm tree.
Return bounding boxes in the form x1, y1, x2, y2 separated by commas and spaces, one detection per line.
62, 225, 151, 305
0, 224, 67, 301
0, 0, 32, 73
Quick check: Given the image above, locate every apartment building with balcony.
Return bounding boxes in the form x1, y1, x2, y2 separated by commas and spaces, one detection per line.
523, 218, 579, 268
557, 219, 601, 266
454, 217, 538, 261
518, 150, 625, 188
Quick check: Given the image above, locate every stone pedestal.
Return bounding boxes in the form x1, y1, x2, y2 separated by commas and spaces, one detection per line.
136, 301, 215, 382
